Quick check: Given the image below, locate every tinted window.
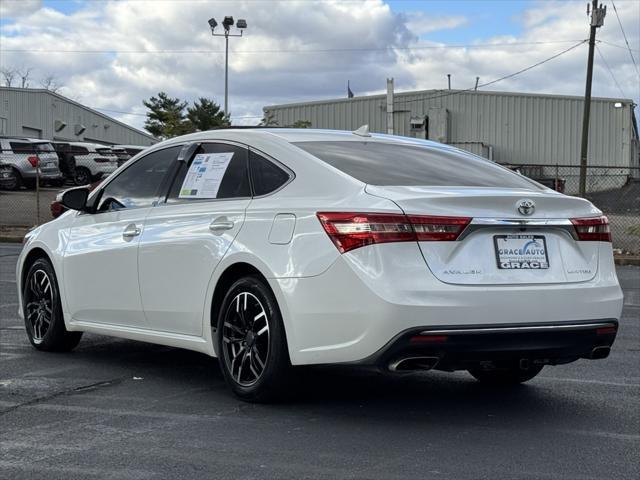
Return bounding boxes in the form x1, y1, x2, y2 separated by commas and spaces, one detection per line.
34, 142, 55, 153
72, 146, 89, 155
294, 141, 542, 189
10, 142, 33, 153
98, 146, 179, 211
250, 151, 290, 196
167, 143, 250, 202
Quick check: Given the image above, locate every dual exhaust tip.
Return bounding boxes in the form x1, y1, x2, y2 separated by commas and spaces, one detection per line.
388, 356, 439, 372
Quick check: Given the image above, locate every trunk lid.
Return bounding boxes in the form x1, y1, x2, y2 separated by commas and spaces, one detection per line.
366, 185, 602, 285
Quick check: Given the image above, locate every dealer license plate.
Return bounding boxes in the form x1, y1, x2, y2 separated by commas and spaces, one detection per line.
494, 235, 549, 269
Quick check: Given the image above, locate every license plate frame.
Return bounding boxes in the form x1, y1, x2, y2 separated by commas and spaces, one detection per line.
494, 234, 550, 270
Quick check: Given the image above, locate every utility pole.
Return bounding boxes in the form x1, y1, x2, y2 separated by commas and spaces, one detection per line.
386, 78, 394, 135
579, 0, 606, 197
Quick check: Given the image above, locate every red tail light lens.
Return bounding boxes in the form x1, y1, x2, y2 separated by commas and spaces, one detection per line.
316, 212, 471, 253
27, 155, 38, 167
570, 216, 611, 242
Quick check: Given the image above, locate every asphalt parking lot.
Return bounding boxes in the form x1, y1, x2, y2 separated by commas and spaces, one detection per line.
0, 242, 638, 480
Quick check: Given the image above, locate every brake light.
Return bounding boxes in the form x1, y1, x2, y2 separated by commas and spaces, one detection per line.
316, 212, 471, 253
27, 156, 38, 167
570, 216, 611, 242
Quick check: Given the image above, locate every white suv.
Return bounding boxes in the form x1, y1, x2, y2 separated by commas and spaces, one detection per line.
68, 142, 119, 185
0, 137, 64, 190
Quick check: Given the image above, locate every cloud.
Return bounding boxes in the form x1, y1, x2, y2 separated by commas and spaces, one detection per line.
405, 12, 468, 36
0, 0, 637, 132
0, 0, 41, 18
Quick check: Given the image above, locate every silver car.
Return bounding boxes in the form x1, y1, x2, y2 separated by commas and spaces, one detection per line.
0, 137, 64, 190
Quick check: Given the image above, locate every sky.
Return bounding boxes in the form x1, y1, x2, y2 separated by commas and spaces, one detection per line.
0, 0, 638, 133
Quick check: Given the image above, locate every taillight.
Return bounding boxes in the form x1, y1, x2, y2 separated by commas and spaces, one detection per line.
27, 156, 38, 167
570, 216, 611, 242
316, 212, 471, 253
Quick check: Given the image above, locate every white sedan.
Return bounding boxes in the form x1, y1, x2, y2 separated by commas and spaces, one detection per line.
16, 128, 623, 401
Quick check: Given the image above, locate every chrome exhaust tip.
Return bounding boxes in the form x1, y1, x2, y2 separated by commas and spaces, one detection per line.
590, 346, 611, 360
389, 356, 439, 372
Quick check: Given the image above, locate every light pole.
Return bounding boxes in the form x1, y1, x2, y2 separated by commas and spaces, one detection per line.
208, 16, 247, 118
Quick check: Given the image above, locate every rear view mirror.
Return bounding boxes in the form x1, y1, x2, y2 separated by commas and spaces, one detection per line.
60, 187, 90, 212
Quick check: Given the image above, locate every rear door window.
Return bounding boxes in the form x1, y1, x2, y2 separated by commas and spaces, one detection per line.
293, 141, 542, 189
166, 143, 250, 202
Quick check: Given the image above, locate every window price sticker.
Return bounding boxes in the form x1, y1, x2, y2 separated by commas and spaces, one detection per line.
179, 152, 234, 199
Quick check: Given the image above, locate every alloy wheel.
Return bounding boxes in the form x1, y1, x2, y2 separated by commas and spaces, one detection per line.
222, 291, 270, 387
24, 269, 54, 342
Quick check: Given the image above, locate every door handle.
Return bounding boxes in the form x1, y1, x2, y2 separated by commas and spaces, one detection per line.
209, 218, 234, 232
123, 224, 142, 238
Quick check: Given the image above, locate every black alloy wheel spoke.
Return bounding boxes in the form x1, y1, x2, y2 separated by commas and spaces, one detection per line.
222, 291, 270, 387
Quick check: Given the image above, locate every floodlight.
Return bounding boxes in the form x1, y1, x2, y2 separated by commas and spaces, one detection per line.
222, 16, 234, 30
236, 19, 247, 29
208, 18, 217, 29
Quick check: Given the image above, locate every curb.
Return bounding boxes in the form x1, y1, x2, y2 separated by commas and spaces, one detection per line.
614, 256, 640, 266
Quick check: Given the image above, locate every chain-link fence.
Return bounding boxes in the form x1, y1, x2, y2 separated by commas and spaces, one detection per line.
501, 164, 640, 254
1, 150, 639, 253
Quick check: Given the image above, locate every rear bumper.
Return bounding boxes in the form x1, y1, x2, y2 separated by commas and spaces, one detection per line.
276, 243, 623, 366
361, 320, 618, 371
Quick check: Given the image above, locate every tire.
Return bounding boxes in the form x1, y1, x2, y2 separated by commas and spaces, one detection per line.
22, 258, 82, 352
216, 275, 293, 402
73, 167, 91, 186
468, 363, 543, 385
2, 168, 22, 190
22, 178, 36, 190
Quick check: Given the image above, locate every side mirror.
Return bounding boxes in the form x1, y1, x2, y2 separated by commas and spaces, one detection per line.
60, 187, 90, 212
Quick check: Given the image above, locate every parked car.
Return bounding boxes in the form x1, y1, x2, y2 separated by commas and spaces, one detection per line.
17, 128, 623, 402
0, 162, 15, 189
0, 137, 64, 190
112, 145, 147, 166
68, 142, 118, 185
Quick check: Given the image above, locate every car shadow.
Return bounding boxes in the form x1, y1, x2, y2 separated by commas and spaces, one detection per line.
64, 334, 599, 431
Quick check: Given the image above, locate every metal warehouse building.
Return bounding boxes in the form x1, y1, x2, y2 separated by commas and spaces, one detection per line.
264, 88, 639, 175
0, 87, 156, 146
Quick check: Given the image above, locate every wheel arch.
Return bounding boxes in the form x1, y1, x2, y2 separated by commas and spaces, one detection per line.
208, 259, 294, 359
20, 247, 52, 291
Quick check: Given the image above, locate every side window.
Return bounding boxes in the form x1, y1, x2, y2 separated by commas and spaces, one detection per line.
10, 142, 33, 153
167, 143, 250, 202
97, 146, 180, 211
250, 150, 291, 196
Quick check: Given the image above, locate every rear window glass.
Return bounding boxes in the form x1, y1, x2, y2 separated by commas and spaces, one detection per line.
34, 143, 55, 153
293, 141, 542, 189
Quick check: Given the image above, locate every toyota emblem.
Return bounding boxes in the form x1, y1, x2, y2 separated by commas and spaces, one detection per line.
517, 199, 535, 216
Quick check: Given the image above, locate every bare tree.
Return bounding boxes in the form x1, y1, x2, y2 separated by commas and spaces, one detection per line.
17, 67, 33, 88
0, 67, 16, 87
40, 74, 62, 93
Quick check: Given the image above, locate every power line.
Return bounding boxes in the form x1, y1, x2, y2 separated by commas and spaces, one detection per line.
0, 40, 586, 56
598, 39, 640, 53
595, 44, 627, 98
396, 40, 587, 106
611, 1, 640, 76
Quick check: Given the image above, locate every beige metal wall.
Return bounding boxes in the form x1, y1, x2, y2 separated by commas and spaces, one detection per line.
0, 87, 156, 146
265, 89, 637, 168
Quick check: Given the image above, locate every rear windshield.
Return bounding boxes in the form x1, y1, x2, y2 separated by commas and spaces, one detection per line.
294, 141, 542, 189
34, 142, 55, 153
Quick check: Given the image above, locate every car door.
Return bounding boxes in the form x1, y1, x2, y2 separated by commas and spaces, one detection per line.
63, 146, 181, 328
137, 142, 251, 336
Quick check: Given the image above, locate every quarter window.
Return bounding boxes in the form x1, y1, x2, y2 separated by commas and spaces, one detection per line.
167, 143, 250, 202
97, 146, 180, 211
250, 151, 290, 196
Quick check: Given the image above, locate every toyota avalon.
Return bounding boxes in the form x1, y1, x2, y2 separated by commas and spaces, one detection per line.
16, 128, 623, 401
